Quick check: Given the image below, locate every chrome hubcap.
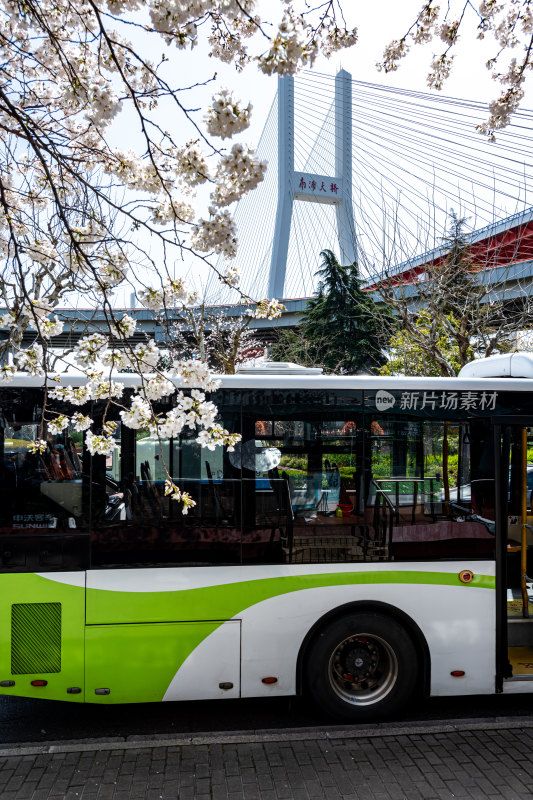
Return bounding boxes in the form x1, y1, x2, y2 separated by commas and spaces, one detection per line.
328, 632, 398, 706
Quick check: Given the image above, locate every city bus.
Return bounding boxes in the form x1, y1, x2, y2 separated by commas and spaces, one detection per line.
2, 353, 533, 721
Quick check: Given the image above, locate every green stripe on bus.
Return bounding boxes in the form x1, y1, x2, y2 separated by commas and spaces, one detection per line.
85, 569, 495, 625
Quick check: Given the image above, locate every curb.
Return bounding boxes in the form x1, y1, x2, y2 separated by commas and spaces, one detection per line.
2, 716, 533, 757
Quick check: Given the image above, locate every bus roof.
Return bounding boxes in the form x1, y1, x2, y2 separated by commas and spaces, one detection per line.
4, 369, 533, 392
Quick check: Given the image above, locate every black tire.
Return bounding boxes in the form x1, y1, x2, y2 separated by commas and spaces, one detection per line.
304, 612, 419, 722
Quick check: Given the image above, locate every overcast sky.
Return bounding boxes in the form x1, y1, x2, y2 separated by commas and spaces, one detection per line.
179, 1, 533, 144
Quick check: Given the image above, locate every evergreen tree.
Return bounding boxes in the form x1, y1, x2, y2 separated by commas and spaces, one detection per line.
271, 250, 394, 374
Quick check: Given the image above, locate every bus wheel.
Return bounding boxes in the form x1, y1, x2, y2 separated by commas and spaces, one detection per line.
305, 612, 419, 721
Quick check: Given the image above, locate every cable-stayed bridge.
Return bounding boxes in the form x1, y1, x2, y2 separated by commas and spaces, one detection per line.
203, 69, 533, 307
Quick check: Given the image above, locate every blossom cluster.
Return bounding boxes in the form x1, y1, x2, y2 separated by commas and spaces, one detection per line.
439, 20, 460, 45
85, 431, 118, 457
175, 142, 209, 188
4, 301, 64, 341
119, 395, 154, 430
117, 375, 240, 469
99, 261, 129, 289
208, 14, 258, 69
70, 412, 93, 431
106, 150, 163, 194
152, 198, 195, 226
196, 425, 241, 452
164, 480, 196, 513
173, 359, 221, 391
222, 265, 240, 287
427, 53, 455, 90
411, 4, 440, 44
253, 299, 286, 319
116, 314, 137, 338
478, 82, 526, 136
377, 38, 410, 74
211, 144, 267, 208
41, 343, 240, 486
37, 317, 64, 338
0, 364, 15, 383
47, 415, 70, 435
191, 209, 238, 259
28, 440, 48, 455
75, 334, 109, 368
257, 7, 357, 76
138, 278, 196, 311
48, 370, 125, 406
258, 9, 316, 76
205, 89, 252, 139
377, 1, 533, 136
129, 340, 160, 371
23, 241, 58, 265
16, 344, 44, 376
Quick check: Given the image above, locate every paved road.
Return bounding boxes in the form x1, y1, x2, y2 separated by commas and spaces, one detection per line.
2, 721, 533, 799
4, 694, 533, 798
2, 692, 533, 746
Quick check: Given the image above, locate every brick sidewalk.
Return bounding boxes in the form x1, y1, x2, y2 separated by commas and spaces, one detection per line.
1, 726, 533, 800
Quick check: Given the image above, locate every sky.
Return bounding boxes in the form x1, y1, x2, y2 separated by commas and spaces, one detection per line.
183, 1, 533, 143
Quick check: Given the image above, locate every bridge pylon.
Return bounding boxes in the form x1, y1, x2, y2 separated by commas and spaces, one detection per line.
267, 69, 357, 299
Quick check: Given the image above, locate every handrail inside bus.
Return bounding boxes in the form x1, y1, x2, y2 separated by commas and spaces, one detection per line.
371, 480, 396, 513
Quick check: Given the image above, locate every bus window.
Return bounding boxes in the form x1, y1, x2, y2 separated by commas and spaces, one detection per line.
366, 417, 495, 560
241, 415, 364, 565
0, 422, 86, 533
90, 421, 241, 567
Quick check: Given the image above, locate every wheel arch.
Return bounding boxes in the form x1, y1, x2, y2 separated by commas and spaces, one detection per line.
295, 600, 430, 698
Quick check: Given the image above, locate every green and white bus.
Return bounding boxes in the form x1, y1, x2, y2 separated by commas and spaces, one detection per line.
2, 353, 533, 720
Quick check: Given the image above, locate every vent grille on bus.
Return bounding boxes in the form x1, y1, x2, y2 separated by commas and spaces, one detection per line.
11, 602, 61, 674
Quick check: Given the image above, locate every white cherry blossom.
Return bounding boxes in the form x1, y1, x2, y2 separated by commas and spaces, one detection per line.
211, 144, 266, 208
131, 340, 160, 370
143, 374, 176, 400
85, 431, 118, 456
70, 412, 93, 432
191, 209, 238, 258
0, 364, 15, 382
254, 298, 286, 319
31, 317, 64, 339
28, 440, 47, 454
47, 415, 70, 435
75, 334, 109, 367
120, 395, 154, 430
16, 344, 45, 376
205, 88, 252, 139
117, 314, 137, 338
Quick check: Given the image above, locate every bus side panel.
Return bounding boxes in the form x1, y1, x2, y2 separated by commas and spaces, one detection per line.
85, 620, 241, 703
86, 563, 495, 702
0, 572, 85, 702
237, 565, 495, 698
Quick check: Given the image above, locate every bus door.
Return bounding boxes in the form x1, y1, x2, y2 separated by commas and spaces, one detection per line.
495, 420, 533, 687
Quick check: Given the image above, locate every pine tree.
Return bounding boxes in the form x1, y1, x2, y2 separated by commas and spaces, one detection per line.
271, 250, 394, 374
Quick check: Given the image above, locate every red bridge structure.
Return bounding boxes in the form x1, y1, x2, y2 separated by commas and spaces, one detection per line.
367, 207, 533, 299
